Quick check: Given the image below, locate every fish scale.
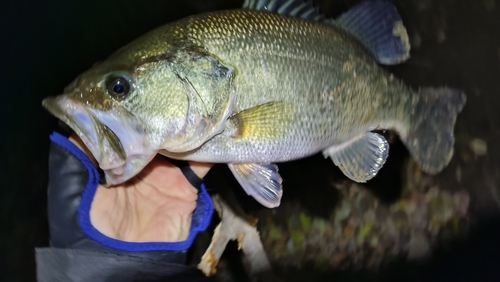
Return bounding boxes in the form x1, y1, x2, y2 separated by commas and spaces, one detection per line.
159, 10, 409, 162
42, 0, 466, 208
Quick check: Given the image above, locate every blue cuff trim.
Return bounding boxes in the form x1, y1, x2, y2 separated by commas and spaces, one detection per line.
49, 131, 214, 252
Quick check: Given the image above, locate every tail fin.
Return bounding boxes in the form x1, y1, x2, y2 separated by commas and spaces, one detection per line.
402, 87, 466, 174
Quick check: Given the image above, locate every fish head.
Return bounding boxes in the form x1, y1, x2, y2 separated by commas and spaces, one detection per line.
43, 23, 236, 185
42, 43, 197, 185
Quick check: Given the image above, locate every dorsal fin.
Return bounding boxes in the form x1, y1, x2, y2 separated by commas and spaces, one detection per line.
243, 0, 411, 66
334, 1, 411, 65
242, 0, 325, 21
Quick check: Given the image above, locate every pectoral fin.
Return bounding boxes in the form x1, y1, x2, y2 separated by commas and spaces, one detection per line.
323, 132, 389, 182
228, 163, 283, 208
229, 101, 295, 141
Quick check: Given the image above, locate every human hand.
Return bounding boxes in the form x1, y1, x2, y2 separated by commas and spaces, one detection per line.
45, 129, 214, 260
69, 133, 213, 243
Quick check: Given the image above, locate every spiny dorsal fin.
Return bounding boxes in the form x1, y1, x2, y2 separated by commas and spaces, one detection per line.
334, 1, 411, 65
242, 0, 325, 21
243, 0, 411, 65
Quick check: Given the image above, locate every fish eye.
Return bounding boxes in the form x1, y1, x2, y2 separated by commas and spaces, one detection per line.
106, 76, 130, 99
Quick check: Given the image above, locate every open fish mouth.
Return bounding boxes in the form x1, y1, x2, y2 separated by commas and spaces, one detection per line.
42, 95, 154, 185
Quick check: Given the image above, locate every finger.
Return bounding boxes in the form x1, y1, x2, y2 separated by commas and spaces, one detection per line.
138, 155, 199, 198
187, 161, 214, 178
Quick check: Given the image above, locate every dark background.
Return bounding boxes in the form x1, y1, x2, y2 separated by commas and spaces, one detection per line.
1, 0, 500, 281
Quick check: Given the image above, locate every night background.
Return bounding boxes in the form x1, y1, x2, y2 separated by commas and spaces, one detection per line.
1, 0, 500, 281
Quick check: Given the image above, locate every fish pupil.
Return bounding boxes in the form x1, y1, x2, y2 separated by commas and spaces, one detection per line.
113, 83, 124, 94
107, 76, 130, 99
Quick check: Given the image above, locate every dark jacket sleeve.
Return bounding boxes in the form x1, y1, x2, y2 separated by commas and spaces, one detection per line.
36, 130, 214, 281
35, 248, 212, 282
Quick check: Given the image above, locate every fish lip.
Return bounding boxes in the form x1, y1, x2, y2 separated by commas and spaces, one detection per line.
42, 95, 125, 172
42, 96, 76, 131
42, 95, 97, 148
42, 95, 155, 186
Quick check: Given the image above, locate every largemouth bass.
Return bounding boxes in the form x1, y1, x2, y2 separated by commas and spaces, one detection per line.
42, 0, 466, 208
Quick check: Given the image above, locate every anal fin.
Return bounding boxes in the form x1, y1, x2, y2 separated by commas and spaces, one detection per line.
323, 132, 389, 182
228, 163, 283, 208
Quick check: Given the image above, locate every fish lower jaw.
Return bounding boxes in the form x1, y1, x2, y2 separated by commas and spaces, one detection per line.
101, 153, 157, 186
110, 166, 124, 176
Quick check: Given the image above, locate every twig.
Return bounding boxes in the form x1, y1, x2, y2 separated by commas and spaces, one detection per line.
198, 195, 272, 277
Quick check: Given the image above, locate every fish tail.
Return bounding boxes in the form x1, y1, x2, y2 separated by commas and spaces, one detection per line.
402, 87, 466, 174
